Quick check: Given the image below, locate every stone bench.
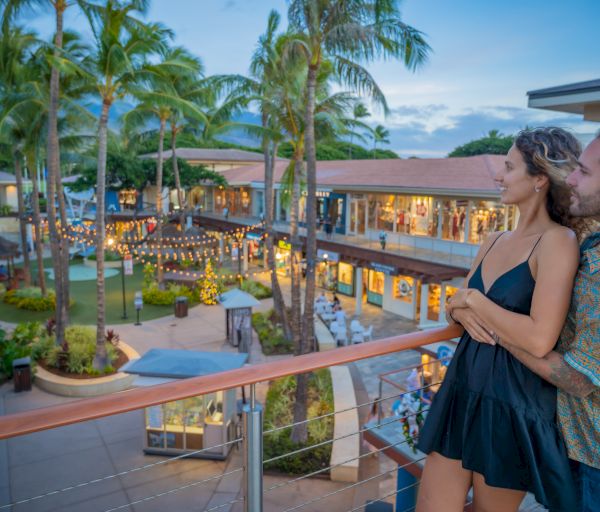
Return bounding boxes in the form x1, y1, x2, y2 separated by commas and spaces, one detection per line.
329, 365, 359, 483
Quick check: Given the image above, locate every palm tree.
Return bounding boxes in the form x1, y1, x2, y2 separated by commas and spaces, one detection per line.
123, 49, 205, 286
348, 102, 371, 158
80, 0, 168, 368
287, 0, 431, 442
0, 27, 37, 287
1, 0, 96, 346
372, 124, 390, 159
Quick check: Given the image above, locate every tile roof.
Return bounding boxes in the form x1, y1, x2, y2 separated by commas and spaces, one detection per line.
218, 155, 505, 195
140, 147, 268, 163
0, 171, 16, 183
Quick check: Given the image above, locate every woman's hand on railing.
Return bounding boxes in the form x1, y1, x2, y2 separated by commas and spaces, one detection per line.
451, 308, 496, 345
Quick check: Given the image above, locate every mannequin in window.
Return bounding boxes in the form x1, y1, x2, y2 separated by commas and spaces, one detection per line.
452, 210, 460, 240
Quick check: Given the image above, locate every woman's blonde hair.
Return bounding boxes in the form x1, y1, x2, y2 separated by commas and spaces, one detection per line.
514, 127, 585, 235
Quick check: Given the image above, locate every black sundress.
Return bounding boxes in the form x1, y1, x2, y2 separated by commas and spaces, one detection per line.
417, 234, 577, 511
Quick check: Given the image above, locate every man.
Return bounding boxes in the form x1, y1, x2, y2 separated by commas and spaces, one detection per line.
456, 135, 600, 511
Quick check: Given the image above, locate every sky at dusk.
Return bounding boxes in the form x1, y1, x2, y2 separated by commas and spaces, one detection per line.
24, 0, 600, 157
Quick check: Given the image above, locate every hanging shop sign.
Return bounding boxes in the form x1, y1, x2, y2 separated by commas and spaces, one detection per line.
246, 233, 262, 241
396, 278, 412, 297
278, 240, 291, 251
317, 249, 339, 262
369, 262, 396, 275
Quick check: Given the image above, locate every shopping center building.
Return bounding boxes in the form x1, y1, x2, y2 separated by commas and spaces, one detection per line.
184, 154, 515, 328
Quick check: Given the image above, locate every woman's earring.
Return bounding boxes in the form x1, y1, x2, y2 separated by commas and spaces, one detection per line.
534, 186, 540, 193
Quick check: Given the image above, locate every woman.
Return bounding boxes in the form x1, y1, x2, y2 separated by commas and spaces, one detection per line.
416, 128, 581, 512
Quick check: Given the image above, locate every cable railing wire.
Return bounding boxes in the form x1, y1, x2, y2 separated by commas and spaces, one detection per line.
203, 497, 245, 512
0, 437, 242, 510
267, 434, 420, 493
264, 408, 429, 465
102, 467, 243, 512
281, 457, 426, 512
345, 481, 421, 512
264, 381, 440, 436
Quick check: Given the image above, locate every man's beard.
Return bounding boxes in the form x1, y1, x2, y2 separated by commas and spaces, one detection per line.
570, 190, 600, 217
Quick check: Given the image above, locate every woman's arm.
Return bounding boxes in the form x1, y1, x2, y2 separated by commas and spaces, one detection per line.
451, 228, 579, 357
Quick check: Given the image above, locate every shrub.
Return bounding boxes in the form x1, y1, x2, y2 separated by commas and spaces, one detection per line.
87, 251, 121, 262
47, 325, 117, 374
0, 323, 44, 379
168, 283, 194, 301
251, 310, 293, 355
240, 280, 272, 299
31, 336, 55, 361
0, 204, 12, 215
0, 282, 6, 297
143, 263, 156, 288
3, 287, 56, 311
142, 284, 175, 305
263, 370, 334, 474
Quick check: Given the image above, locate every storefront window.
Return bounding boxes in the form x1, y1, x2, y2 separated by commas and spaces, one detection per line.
468, 201, 507, 244
118, 189, 137, 210
367, 194, 378, 230
367, 270, 384, 306
316, 261, 338, 291
337, 262, 354, 295
395, 196, 411, 233
427, 284, 442, 321
441, 199, 467, 241
377, 195, 395, 231
214, 188, 226, 214
410, 196, 433, 236
190, 187, 207, 212
392, 275, 414, 303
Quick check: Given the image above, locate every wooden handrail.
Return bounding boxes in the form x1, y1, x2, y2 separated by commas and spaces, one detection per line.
0, 325, 462, 440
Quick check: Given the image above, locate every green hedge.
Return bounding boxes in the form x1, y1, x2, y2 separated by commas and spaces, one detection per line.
3, 287, 56, 311
46, 325, 117, 375
0, 322, 43, 379
263, 369, 334, 474
142, 282, 194, 306
252, 309, 293, 355
240, 280, 272, 299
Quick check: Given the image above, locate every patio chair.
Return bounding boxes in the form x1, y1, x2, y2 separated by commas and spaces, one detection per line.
350, 319, 364, 334
335, 328, 348, 347
363, 325, 373, 342
329, 321, 339, 335
351, 331, 365, 344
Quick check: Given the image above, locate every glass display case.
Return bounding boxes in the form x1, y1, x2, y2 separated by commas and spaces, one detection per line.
144, 391, 231, 458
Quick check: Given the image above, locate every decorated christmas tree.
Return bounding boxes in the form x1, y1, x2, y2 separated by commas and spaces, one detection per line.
196, 259, 219, 305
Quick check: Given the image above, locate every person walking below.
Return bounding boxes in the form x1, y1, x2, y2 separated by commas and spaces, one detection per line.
379, 230, 387, 250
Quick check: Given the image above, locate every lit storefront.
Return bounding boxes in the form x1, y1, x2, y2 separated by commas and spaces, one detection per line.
468, 201, 510, 243
213, 187, 252, 217
315, 249, 339, 291
246, 233, 265, 267
118, 189, 139, 211
275, 239, 291, 276
337, 261, 355, 296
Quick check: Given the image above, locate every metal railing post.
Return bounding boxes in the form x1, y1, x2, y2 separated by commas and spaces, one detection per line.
243, 384, 263, 512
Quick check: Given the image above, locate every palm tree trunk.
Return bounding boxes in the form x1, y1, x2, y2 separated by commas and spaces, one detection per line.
27, 152, 47, 296
302, 64, 318, 356
171, 126, 185, 228
14, 155, 31, 287
262, 120, 291, 339
46, 4, 66, 347
93, 100, 110, 370
290, 153, 307, 445
56, 156, 70, 323
155, 117, 166, 287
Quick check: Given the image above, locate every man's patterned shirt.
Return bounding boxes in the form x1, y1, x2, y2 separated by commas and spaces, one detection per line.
557, 231, 600, 468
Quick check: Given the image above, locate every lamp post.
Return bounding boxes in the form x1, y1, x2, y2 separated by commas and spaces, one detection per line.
235, 232, 244, 287
134, 291, 143, 326
108, 236, 128, 319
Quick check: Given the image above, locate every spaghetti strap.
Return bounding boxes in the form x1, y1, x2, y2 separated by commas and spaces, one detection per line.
480, 232, 505, 263
527, 234, 544, 261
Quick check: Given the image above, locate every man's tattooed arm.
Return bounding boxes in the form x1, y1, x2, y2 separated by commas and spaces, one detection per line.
500, 342, 596, 398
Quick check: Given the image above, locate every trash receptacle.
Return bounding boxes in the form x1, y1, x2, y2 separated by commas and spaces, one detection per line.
175, 296, 189, 318
13, 356, 32, 392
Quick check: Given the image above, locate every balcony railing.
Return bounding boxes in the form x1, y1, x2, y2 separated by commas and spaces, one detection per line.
0, 325, 463, 512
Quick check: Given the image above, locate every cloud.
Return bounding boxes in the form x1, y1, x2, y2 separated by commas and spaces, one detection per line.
380, 105, 596, 158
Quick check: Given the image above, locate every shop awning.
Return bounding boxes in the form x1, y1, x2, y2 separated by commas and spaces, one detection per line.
121, 349, 248, 380
218, 288, 261, 309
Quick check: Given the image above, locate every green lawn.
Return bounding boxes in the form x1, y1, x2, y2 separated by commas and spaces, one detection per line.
0, 259, 174, 326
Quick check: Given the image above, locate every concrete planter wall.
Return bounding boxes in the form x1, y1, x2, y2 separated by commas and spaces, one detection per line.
34, 342, 139, 398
